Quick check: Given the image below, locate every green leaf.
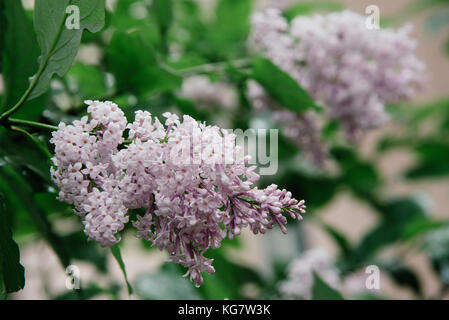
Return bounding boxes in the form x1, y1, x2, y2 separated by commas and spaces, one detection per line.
0, 191, 25, 296
312, 272, 344, 300
110, 245, 133, 295
0, 131, 52, 184
34, 192, 72, 216
0, 0, 6, 74
332, 147, 380, 198
0, 276, 6, 300
106, 29, 182, 96
0, 166, 71, 269
284, 1, 343, 21
405, 142, 449, 179
1, 0, 46, 120
381, 260, 422, 296
276, 169, 337, 209
212, 0, 252, 46
402, 219, 448, 240
196, 249, 264, 299
29, 0, 105, 100
354, 292, 389, 300
170, 0, 204, 50
153, 0, 173, 54
153, 0, 173, 34
66, 62, 108, 101
252, 57, 319, 113
323, 224, 352, 259
111, 0, 160, 44
347, 196, 428, 268
198, 272, 235, 299
53, 283, 107, 300
135, 264, 200, 300
174, 96, 210, 122
62, 231, 108, 273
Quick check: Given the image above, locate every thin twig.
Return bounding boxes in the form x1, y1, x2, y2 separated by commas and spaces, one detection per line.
10, 126, 52, 159
7, 118, 58, 132
164, 58, 252, 77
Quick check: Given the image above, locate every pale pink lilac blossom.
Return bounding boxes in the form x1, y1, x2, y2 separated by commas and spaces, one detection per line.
279, 249, 374, 299
279, 248, 340, 300
181, 75, 238, 110
50, 100, 306, 286
259, 0, 294, 11
249, 9, 425, 140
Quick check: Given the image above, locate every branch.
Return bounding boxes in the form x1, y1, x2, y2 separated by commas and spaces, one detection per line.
6, 118, 58, 132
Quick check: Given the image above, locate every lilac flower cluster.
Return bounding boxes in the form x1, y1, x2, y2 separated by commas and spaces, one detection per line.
279, 248, 372, 299
279, 249, 340, 300
249, 9, 425, 140
50, 100, 306, 286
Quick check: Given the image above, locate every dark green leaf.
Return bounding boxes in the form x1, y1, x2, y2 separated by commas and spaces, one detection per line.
342, 163, 380, 197
174, 96, 210, 122
0, 191, 25, 295
0, 0, 6, 74
312, 272, 344, 300
54, 284, 102, 300
212, 0, 252, 46
34, 192, 72, 216
111, 0, 160, 47
53, 282, 120, 300
29, 0, 105, 99
62, 231, 108, 273
106, 29, 182, 96
252, 57, 319, 113
66, 62, 108, 101
0, 166, 71, 268
402, 219, 448, 240
0, 131, 52, 184
354, 292, 389, 300
110, 245, 133, 295
170, 0, 204, 51
323, 224, 352, 259
347, 196, 428, 268
153, 0, 173, 34
332, 147, 380, 197
196, 249, 264, 299
276, 169, 337, 208
135, 264, 200, 300
1, 0, 46, 120
381, 260, 422, 296
405, 142, 449, 179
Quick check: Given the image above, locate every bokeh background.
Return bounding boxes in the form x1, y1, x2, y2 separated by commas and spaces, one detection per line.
1, 0, 449, 299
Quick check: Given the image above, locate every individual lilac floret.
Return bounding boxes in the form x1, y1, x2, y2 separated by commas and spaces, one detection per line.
50, 101, 306, 287
249, 9, 425, 140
